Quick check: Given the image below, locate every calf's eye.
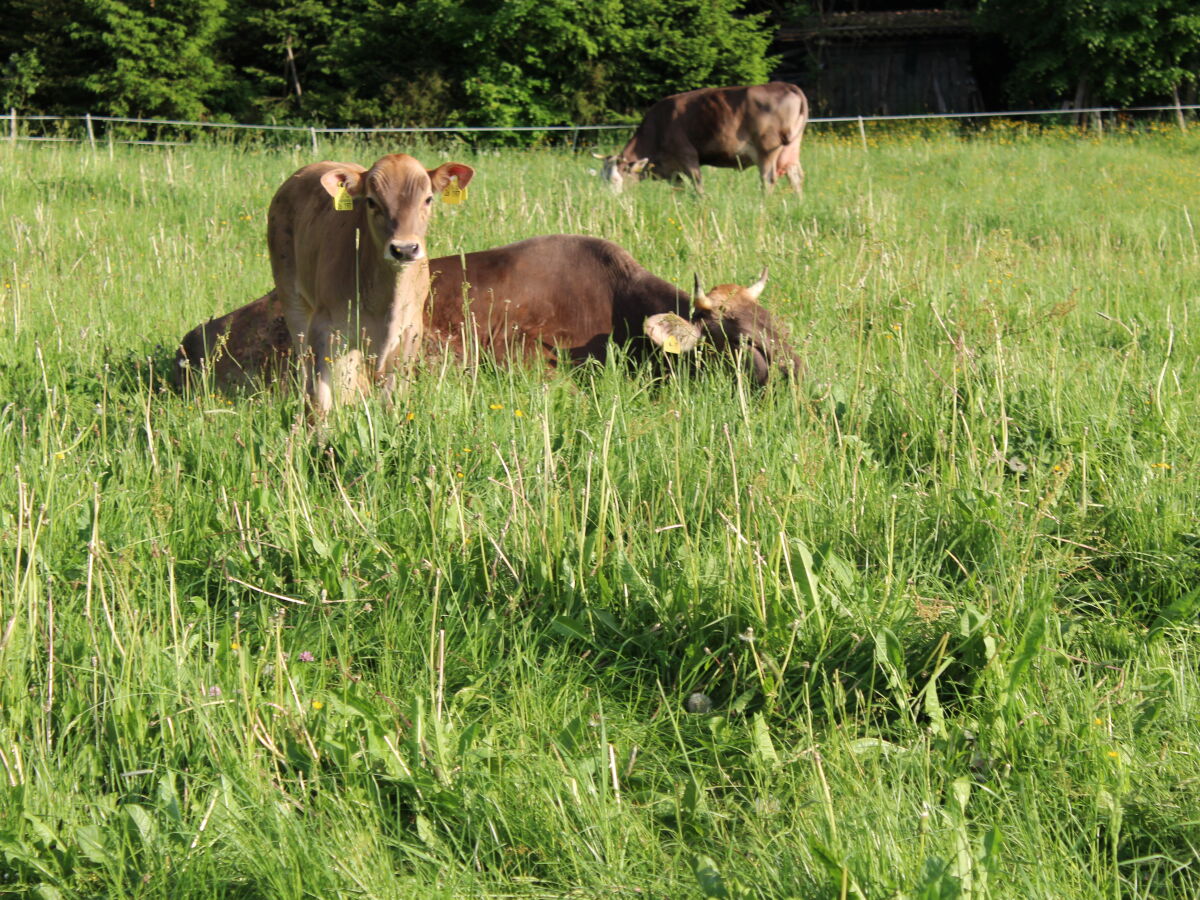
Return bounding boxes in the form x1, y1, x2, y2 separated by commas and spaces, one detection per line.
425, 195, 434, 206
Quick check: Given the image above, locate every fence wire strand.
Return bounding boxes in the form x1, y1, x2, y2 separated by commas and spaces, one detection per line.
5, 104, 1197, 146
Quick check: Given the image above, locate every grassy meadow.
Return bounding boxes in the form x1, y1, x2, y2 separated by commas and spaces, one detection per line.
1, 123, 1199, 898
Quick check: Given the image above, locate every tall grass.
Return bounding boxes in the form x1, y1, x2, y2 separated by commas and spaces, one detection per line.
1, 127, 1198, 898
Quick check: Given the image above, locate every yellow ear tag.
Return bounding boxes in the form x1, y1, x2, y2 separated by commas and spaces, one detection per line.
333, 184, 354, 211
662, 334, 682, 354
441, 177, 467, 205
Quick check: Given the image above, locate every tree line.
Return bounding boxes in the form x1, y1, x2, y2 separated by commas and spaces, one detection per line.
2, 0, 1197, 128
0, 0, 775, 126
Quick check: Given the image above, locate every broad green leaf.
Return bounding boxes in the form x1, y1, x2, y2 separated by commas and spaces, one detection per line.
750, 713, 780, 769
693, 854, 728, 898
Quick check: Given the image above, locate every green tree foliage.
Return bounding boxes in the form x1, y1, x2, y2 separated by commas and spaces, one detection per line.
0, 0, 229, 118
0, 0, 109, 113
326, 0, 777, 127
0, 0, 777, 127
218, 0, 349, 119
79, 0, 230, 119
979, 0, 1200, 107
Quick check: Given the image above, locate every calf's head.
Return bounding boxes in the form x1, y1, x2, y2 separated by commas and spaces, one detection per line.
319, 154, 474, 267
592, 152, 650, 193
644, 269, 803, 385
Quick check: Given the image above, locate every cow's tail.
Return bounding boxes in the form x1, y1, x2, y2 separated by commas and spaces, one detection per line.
777, 85, 809, 176
781, 84, 809, 147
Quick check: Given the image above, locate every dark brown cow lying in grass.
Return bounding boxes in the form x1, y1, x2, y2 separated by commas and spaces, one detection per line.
594, 82, 809, 194
173, 235, 801, 394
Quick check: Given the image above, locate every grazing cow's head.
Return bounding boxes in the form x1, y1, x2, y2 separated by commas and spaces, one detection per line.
592, 152, 650, 193
644, 269, 803, 385
319, 154, 474, 268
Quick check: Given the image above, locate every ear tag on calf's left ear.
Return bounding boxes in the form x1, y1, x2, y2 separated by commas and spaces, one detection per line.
441, 176, 467, 205
333, 184, 354, 211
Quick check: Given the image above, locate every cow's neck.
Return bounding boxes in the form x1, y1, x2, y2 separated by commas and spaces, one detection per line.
357, 249, 430, 373
358, 246, 430, 315
621, 140, 646, 165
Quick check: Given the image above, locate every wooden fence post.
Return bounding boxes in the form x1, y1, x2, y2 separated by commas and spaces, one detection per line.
857, 116, 867, 151
310, 127, 318, 155
85, 113, 96, 148
9, 108, 15, 144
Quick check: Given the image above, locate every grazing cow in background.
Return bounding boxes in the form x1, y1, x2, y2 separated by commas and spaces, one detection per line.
267, 153, 473, 413
594, 83, 809, 195
173, 235, 802, 391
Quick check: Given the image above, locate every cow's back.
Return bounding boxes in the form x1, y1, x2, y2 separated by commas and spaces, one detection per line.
174, 291, 291, 391
633, 83, 808, 171
267, 161, 365, 304
428, 235, 686, 365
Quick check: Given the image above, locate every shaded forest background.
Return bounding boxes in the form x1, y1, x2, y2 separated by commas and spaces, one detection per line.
1, 0, 1197, 126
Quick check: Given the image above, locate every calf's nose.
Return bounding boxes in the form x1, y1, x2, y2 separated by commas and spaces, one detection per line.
389, 241, 422, 261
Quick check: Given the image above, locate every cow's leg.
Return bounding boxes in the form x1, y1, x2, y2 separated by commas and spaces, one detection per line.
759, 147, 783, 194
282, 301, 315, 396
360, 311, 411, 403
664, 151, 703, 193
785, 161, 805, 196
303, 315, 336, 415
779, 136, 805, 198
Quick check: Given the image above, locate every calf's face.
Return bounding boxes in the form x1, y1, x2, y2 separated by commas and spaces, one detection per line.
319, 154, 474, 267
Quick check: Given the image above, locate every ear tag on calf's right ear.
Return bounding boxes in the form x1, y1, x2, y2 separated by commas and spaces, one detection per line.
441, 176, 467, 205
662, 334, 682, 354
333, 184, 354, 211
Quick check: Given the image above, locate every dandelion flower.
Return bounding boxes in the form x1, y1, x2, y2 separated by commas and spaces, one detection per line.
514, 409, 524, 417
312, 700, 324, 710
489, 403, 504, 410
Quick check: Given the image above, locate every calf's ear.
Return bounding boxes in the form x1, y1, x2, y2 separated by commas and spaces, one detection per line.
644, 313, 702, 354
428, 163, 475, 192
319, 169, 365, 198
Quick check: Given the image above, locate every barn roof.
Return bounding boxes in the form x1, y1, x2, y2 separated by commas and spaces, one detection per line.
777, 9, 974, 43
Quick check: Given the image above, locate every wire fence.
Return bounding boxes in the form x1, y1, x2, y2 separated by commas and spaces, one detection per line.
5, 103, 1196, 151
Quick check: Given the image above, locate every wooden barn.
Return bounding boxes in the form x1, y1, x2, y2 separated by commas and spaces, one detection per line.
774, 8, 983, 117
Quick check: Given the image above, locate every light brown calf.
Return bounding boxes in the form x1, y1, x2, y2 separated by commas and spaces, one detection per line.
267, 153, 473, 413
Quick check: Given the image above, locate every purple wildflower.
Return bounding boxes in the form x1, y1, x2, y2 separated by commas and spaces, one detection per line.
207, 685, 222, 697
298, 651, 315, 662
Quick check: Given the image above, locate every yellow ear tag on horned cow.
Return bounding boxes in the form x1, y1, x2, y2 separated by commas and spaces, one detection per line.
441, 176, 467, 205
333, 184, 354, 211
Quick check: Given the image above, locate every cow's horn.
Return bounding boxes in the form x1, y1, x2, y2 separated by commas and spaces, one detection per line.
745, 267, 768, 301
692, 273, 714, 311
591, 151, 608, 160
